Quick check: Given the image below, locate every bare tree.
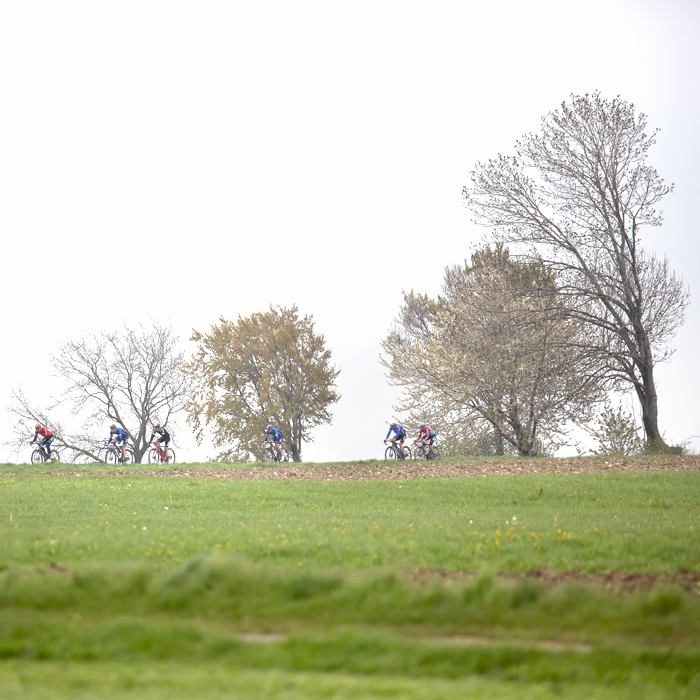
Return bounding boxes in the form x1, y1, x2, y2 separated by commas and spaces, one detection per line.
382, 245, 603, 457
463, 92, 689, 450
6, 323, 188, 463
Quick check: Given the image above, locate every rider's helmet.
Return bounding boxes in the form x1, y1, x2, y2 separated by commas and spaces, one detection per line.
419, 422, 426, 428
266, 424, 273, 432
110, 424, 117, 430
154, 424, 161, 429
35, 423, 40, 430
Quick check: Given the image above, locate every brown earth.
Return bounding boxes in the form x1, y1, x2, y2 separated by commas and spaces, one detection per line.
66, 453, 700, 481
412, 566, 700, 593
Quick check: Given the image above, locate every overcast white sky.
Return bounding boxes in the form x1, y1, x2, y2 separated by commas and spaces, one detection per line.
1, 0, 698, 462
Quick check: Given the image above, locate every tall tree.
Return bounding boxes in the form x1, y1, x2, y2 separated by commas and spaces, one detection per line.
7, 323, 189, 463
382, 245, 602, 456
463, 92, 689, 450
186, 305, 340, 462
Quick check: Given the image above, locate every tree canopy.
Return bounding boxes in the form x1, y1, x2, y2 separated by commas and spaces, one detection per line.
186, 305, 340, 462
382, 245, 602, 456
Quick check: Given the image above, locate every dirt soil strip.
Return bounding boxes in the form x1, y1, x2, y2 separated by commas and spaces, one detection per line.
41, 558, 700, 595
412, 566, 700, 594
9, 455, 700, 481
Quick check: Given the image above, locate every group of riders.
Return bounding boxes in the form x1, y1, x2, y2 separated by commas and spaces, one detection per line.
261, 421, 437, 463
30, 422, 171, 464
385, 421, 436, 460
31, 420, 436, 464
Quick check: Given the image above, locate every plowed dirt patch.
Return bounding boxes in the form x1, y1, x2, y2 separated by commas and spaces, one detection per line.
87, 454, 700, 481
412, 567, 700, 593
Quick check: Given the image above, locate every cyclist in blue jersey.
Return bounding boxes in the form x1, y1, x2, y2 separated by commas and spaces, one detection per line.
384, 422, 407, 459
263, 424, 284, 461
108, 423, 129, 463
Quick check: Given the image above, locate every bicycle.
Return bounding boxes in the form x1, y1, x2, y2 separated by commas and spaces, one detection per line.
30, 442, 60, 464
148, 440, 176, 464
261, 441, 289, 463
412, 439, 441, 461
104, 440, 135, 465
384, 440, 411, 461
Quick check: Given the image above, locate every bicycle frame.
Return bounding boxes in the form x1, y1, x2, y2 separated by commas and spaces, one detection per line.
151, 440, 168, 463
413, 438, 438, 460
386, 439, 410, 460
105, 440, 120, 460
261, 441, 285, 462
105, 439, 131, 464
30, 438, 57, 463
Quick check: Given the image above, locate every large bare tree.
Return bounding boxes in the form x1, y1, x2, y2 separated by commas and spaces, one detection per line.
186, 305, 340, 462
7, 323, 188, 463
463, 92, 689, 450
382, 245, 603, 456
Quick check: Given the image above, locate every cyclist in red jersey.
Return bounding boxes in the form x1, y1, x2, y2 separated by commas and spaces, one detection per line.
31, 423, 54, 460
416, 422, 436, 458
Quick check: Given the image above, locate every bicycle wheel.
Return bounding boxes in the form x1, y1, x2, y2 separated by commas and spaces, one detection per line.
31, 448, 43, 464
104, 449, 118, 464
148, 448, 158, 463
122, 449, 135, 465
385, 446, 396, 460
262, 447, 275, 463
49, 449, 60, 463
401, 446, 412, 460
165, 448, 176, 464
432, 445, 441, 461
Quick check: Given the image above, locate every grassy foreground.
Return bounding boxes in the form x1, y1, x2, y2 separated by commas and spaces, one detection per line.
2, 467, 700, 698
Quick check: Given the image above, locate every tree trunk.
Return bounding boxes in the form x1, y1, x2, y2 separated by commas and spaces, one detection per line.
635, 363, 670, 451
494, 429, 505, 456
634, 329, 671, 452
290, 436, 302, 462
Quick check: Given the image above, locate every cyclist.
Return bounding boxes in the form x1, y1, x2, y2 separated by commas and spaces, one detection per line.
416, 422, 436, 458
263, 424, 284, 461
149, 424, 171, 462
31, 423, 54, 460
384, 422, 407, 459
108, 423, 129, 463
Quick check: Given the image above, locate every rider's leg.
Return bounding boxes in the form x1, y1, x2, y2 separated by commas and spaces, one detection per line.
44, 436, 52, 460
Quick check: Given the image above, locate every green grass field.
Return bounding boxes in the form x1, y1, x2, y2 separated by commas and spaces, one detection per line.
2, 465, 700, 698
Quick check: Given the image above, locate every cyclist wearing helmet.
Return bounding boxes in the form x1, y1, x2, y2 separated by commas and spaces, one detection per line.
417, 422, 436, 458
263, 424, 284, 461
31, 423, 54, 460
108, 423, 129, 463
149, 423, 171, 462
384, 422, 407, 459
